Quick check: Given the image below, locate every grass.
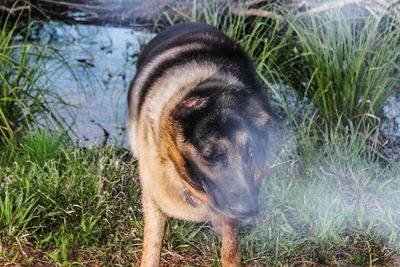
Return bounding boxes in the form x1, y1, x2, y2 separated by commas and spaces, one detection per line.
287, 11, 400, 141
1, 131, 400, 266
0, 8, 69, 144
0, 131, 140, 265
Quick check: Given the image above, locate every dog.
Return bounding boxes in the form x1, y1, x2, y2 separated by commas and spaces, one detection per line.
128, 22, 271, 266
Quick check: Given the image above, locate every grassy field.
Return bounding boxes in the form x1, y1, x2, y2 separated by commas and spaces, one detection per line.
1, 1, 400, 266
1, 130, 400, 266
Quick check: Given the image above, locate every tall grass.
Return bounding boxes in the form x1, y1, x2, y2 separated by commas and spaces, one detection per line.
0, 12, 66, 144
287, 11, 400, 140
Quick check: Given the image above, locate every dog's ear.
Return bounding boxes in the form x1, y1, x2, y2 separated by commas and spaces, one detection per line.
172, 96, 208, 119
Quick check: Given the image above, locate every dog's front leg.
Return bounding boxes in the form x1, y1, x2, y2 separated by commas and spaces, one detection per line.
221, 217, 240, 267
140, 193, 167, 267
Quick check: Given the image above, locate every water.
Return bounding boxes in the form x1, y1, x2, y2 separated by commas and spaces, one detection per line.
383, 94, 400, 138
32, 20, 400, 148
35, 21, 154, 146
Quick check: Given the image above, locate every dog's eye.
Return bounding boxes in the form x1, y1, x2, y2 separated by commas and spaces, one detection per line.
202, 146, 224, 163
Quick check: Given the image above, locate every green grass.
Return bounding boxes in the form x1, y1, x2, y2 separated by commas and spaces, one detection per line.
254, 133, 400, 266
0, 131, 141, 265
0, 9, 69, 144
286, 10, 400, 142
1, 131, 400, 266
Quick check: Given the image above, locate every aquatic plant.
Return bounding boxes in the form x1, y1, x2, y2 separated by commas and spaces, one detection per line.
288, 11, 400, 140
0, 11, 66, 143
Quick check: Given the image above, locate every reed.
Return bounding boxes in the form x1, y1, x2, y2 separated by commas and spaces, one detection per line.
287, 11, 400, 139
0, 10, 66, 144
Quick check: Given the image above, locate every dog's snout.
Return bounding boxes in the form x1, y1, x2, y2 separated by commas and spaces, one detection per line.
205, 177, 260, 218
228, 196, 259, 217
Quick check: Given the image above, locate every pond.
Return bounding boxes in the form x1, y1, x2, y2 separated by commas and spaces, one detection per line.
35, 21, 154, 146
32, 20, 400, 149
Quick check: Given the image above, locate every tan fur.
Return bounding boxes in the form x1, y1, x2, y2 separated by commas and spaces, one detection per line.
221, 218, 241, 266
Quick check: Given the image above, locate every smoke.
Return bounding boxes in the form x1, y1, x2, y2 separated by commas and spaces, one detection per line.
259, 124, 400, 260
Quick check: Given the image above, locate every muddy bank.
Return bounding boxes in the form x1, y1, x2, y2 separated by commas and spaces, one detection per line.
2, 0, 225, 27
2, 0, 399, 28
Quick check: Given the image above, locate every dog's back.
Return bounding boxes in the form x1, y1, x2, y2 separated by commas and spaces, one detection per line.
136, 23, 219, 71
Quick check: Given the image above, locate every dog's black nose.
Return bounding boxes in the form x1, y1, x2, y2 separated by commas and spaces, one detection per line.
228, 198, 259, 217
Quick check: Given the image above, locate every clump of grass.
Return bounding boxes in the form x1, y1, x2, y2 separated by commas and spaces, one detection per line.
287, 11, 400, 139
0, 131, 140, 265
0, 11, 67, 144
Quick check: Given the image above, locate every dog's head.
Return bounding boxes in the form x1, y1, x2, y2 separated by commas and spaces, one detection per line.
164, 82, 271, 218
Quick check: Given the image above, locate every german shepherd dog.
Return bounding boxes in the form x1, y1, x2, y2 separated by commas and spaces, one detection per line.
128, 22, 271, 266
